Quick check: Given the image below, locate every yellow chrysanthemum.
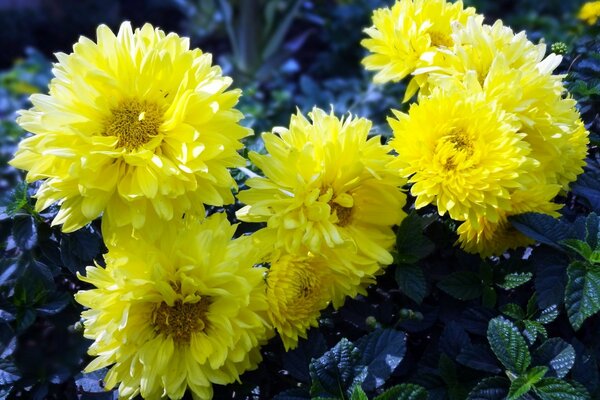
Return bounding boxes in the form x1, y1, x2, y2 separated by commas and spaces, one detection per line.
579, 1, 600, 25
236, 107, 407, 267
75, 213, 269, 399
457, 186, 562, 257
10, 22, 250, 234
388, 87, 535, 223
361, 0, 476, 88
424, 18, 588, 190
265, 253, 336, 350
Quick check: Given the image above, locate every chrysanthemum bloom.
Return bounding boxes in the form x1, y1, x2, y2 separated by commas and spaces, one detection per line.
265, 253, 338, 350
361, 0, 477, 95
456, 186, 562, 256
388, 87, 536, 223
236, 108, 407, 267
579, 1, 600, 25
423, 18, 589, 190
10, 22, 250, 234
75, 213, 269, 399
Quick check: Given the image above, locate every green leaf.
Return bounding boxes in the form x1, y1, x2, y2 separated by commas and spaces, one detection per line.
11, 214, 37, 251
467, 377, 510, 400
309, 338, 367, 398
351, 385, 368, 400
522, 320, 547, 345
395, 264, 427, 304
501, 304, 526, 321
356, 329, 406, 391
533, 338, 576, 379
498, 273, 533, 290
561, 239, 593, 260
457, 344, 502, 374
374, 384, 428, 400
565, 261, 600, 330
0, 360, 20, 385
439, 354, 469, 400
4, 183, 29, 217
438, 271, 482, 301
536, 305, 559, 325
583, 213, 599, 249
395, 212, 435, 263
533, 250, 568, 309
534, 378, 590, 400
487, 317, 531, 374
510, 213, 572, 249
508, 366, 548, 400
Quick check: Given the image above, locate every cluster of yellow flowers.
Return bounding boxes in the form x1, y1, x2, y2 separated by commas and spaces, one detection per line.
362, 0, 589, 256
9, 1, 590, 397
10, 22, 408, 398
236, 108, 407, 349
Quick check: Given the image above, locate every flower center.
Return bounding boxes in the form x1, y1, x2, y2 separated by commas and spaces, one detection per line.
105, 99, 162, 150
428, 30, 453, 48
295, 270, 316, 299
330, 202, 353, 227
153, 298, 211, 343
440, 128, 474, 171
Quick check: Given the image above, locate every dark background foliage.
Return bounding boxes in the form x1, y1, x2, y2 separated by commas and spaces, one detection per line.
0, 0, 599, 399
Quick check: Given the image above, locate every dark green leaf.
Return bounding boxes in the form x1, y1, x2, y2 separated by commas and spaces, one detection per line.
36, 292, 70, 316
395, 212, 435, 263
439, 321, 470, 360
570, 340, 598, 394
309, 338, 367, 398
508, 366, 548, 400
11, 214, 37, 250
438, 271, 482, 301
374, 384, 428, 400
457, 344, 502, 374
523, 320, 547, 345
467, 377, 510, 400
572, 157, 600, 213
283, 330, 327, 383
356, 329, 406, 391
536, 305, 559, 325
533, 250, 568, 309
534, 378, 591, 400
565, 261, 600, 330
510, 213, 572, 249
583, 213, 599, 249
439, 354, 469, 400
501, 304, 526, 321
0, 360, 20, 385
498, 273, 533, 290
395, 264, 427, 304
533, 339, 576, 379
487, 317, 531, 374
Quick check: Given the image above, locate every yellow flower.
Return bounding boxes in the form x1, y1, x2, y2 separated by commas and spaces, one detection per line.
457, 186, 562, 257
424, 18, 589, 190
361, 0, 476, 92
265, 253, 336, 350
579, 1, 600, 24
10, 22, 250, 234
75, 213, 269, 399
236, 108, 407, 267
388, 87, 535, 223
